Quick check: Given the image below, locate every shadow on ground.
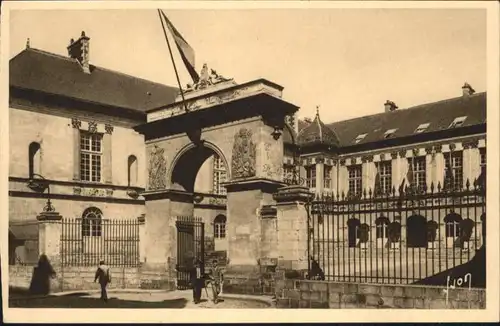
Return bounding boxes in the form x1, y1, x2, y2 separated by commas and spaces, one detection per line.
9, 292, 189, 309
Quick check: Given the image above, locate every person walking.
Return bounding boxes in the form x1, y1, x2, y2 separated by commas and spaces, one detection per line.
190, 258, 203, 304
208, 259, 222, 304
29, 254, 56, 295
94, 260, 111, 302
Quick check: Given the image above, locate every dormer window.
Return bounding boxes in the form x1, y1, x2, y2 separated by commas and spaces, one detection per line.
448, 116, 467, 129
384, 129, 398, 139
414, 123, 430, 134
354, 133, 368, 144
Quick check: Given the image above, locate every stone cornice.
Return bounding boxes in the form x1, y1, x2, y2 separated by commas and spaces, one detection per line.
146, 79, 285, 122
10, 190, 144, 205
9, 176, 145, 192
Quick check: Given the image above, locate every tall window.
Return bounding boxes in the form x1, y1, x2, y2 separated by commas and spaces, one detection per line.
212, 154, 227, 195
306, 165, 316, 188
445, 152, 463, 190
214, 214, 226, 239
323, 165, 332, 189
28, 142, 41, 179
80, 132, 102, 182
480, 149, 486, 172
378, 161, 392, 194
82, 207, 103, 237
410, 157, 426, 190
128, 155, 138, 187
283, 164, 295, 181
348, 165, 362, 196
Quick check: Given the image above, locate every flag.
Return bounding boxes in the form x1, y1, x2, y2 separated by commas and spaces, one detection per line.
160, 10, 200, 83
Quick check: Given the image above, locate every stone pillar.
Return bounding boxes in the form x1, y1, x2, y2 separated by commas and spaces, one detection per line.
274, 185, 313, 272
37, 209, 63, 292
223, 178, 282, 294
137, 214, 146, 263
316, 160, 324, 194
338, 161, 348, 196
141, 190, 193, 290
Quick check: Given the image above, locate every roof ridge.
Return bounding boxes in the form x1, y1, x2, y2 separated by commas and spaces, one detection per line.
326, 92, 486, 127
17, 47, 178, 91
23, 47, 77, 62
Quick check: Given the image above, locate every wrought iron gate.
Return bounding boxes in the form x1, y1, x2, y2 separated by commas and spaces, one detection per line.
176, 216, 205, 290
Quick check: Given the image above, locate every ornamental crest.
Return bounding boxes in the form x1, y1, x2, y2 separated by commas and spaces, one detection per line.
148, 145, 167, 190
185, 63, 232, 92
231, 128, 256, 179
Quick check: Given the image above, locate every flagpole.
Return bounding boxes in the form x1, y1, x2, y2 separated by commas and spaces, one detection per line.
157, 9, 189, 112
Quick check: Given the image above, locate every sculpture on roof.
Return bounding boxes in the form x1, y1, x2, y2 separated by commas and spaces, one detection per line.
185, 63, 232, 92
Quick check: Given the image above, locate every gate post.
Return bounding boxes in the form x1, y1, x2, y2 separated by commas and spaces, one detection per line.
36, 209, 63, 292
274, 185, 313, 273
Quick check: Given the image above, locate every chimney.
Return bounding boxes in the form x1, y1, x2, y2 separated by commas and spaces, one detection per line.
67, 31, 90, 74
462, 82, 475, 97
384, 100, 398, 112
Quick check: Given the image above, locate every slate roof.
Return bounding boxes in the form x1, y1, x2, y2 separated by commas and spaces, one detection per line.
9, 48, 179, 112
298, 92, 486, 147
297, 111, 341, 147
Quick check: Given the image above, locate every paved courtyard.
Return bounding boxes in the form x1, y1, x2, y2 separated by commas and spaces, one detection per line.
9, 289, 273, 309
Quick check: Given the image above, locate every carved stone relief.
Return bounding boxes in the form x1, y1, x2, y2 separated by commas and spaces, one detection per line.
71, 118, 82, 129
88, 121, 98, 133
148, 145, 167, 190
231, 128, 256, 179
105, 124, 114, 135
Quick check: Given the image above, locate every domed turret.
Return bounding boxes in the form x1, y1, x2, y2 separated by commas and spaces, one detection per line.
297, 107, 340, 148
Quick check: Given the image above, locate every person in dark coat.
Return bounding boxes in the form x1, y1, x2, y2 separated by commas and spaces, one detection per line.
29, 254, 56, 295
308, 256, 325, 280
190, 258, 203, 304
94, 260, 111, 302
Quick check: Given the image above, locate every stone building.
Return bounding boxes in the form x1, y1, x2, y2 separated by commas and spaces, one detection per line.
9, 31, 486, 281
8, 32, 235, 265
286, 85, 486, 255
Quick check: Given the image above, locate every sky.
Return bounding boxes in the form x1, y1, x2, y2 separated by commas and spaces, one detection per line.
9, 8, 486, 123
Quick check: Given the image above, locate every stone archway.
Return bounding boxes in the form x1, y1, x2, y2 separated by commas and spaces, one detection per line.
134, 68, 298, 287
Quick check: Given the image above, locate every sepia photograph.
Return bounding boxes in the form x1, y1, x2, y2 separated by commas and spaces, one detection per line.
1, 0, 499, 323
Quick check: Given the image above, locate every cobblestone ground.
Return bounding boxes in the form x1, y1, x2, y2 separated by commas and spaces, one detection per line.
9, 290, 272, 309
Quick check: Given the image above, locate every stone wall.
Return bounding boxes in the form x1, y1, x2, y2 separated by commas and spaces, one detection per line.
275, 279, 486, 309
223, 266, 276, 296
9, 265, 34, 290
9, 263, 177, 294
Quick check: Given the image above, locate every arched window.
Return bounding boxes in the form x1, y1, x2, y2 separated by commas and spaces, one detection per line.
406, 214, 427, 248
29, 142, 41, 178
459, 218, 475, 249
128, 155, 138, 187
388, 221, 402, 244
444, 212, 462, 238
214, 214, 226, 239
426, 220, 438, 243
347, 218, 360, 248
82, 207, 103, 237
212, 154, 227, 195
375, 216, 390, 239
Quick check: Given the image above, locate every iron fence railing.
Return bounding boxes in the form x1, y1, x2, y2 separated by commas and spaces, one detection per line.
60, 218, 140, 267
306, 182, 486, 285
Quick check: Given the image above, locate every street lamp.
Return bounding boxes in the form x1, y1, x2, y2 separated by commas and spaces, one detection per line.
27, 173, 55, 213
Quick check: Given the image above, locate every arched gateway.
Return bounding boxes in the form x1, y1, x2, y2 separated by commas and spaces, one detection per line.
134, 67, 298, 289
